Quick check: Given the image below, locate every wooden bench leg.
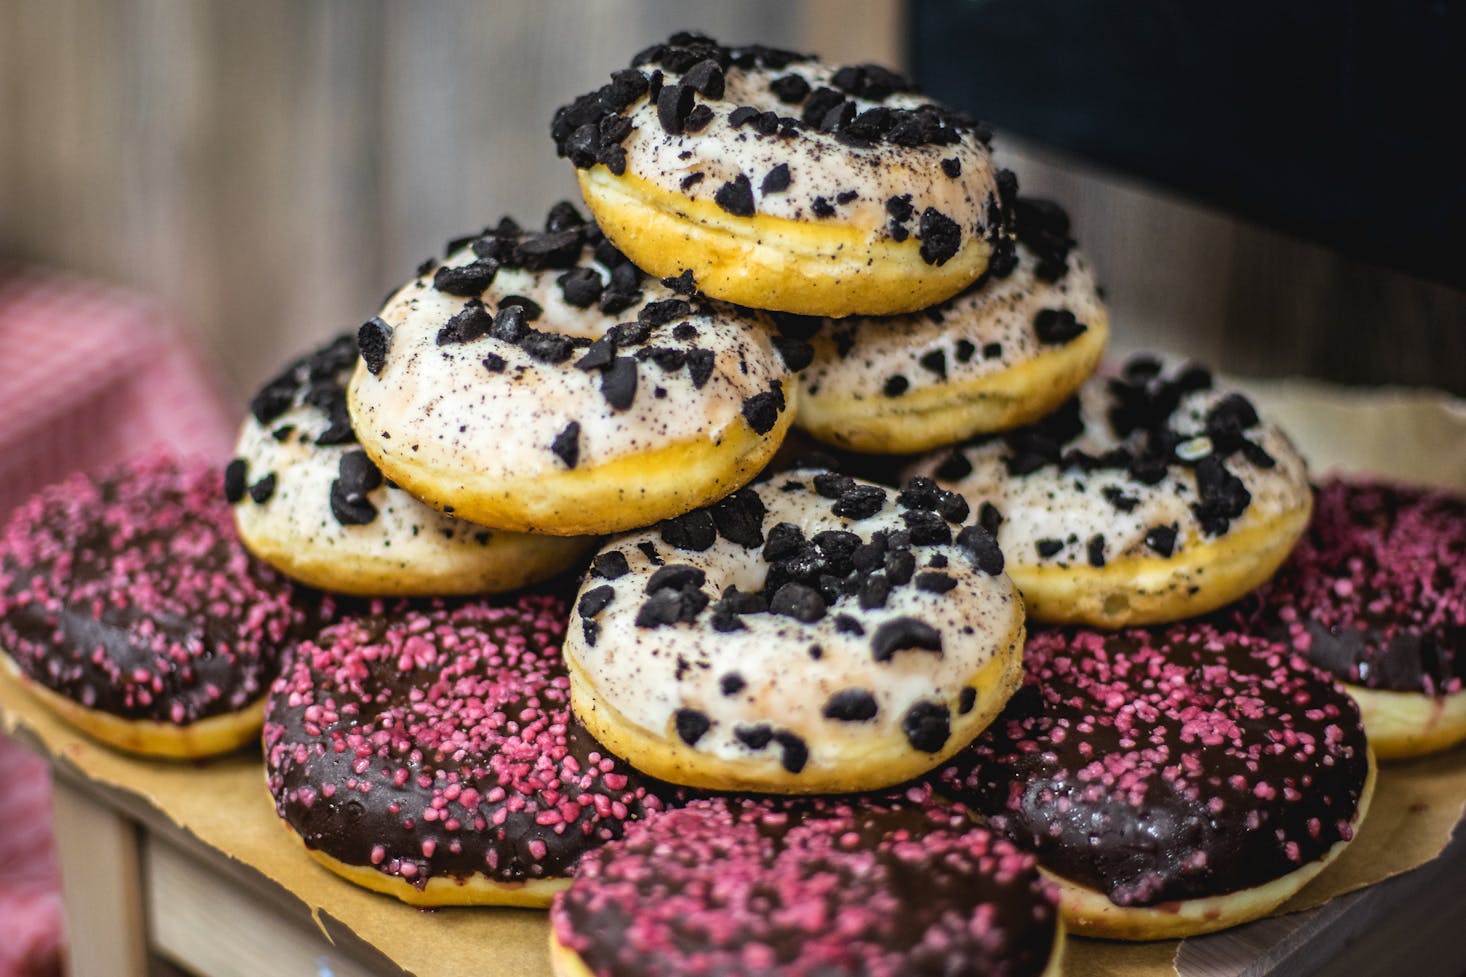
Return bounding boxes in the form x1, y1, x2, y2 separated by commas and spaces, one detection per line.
50, 779, 148, 977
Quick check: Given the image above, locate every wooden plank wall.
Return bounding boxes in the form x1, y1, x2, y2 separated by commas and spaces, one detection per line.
1, 0, 1461, 405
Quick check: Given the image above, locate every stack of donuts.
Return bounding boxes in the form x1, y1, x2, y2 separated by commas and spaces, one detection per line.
2, 29, 1463, 977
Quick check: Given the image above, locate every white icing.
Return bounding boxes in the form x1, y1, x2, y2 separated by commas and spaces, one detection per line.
619, 60, 998, 241
348, 250, 788, 480
565, 472, 1022, 771
906, 362, 1312, 569
800, 244, 1105, 400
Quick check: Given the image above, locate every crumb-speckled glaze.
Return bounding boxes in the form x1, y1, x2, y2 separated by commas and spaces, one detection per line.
347, 207, 792, 485
264, 593, 666, 888
231, 333, 585, 591
552, 786, 1060, 977
942, 622, 1369, 906
908, 355, 1311, 572
553, 33, 1002, 262
0, 452, 302, 723
566, 469, 1023, 777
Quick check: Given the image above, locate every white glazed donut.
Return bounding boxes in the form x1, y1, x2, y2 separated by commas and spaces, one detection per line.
564, 467, 1026, 794
795, 196, 1109, 454
907, 355, 1312, 627
347, 204, 801, 537
552, 31, 1006, 317
230, 334, 592, 596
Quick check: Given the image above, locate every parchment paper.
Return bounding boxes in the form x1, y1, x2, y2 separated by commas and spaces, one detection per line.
1, 378, 1463, 977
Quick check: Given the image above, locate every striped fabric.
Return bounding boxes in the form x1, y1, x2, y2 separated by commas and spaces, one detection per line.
0, 266, 235, 977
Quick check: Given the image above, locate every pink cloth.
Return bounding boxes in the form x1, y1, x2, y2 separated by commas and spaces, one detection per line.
0, 266, 235, 977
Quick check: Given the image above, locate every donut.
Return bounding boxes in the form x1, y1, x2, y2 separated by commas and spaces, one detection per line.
552, 31, 1006, 317
347, 203, 799, 536
231, 332, 591, 595
940, 621, 1375, 940
264, 592, 667, 907
794, 195, 1108, 454
0, 453, 303, 758
907, 355, 1313, 627
564, 467, 1026, 793
1245, 478, 1466, 759
549, 788, 1064, 977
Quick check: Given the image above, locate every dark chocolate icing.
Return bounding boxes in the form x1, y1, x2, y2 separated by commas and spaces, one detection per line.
942, 622, 1369, 907
551, 786, 1059, 977
1247, 478, 1466, 696
264, 593, 665, 888
0, 453, 303, 724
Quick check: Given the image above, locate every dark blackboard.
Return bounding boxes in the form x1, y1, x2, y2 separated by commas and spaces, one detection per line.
909, 0, 1466, 290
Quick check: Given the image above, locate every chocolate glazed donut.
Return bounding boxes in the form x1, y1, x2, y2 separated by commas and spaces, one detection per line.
941, 622, 1374, 940
1247, 478, 1466, 758
0, 452, 304, 758
550, 787, 1064, 977
264, 593, 668, 907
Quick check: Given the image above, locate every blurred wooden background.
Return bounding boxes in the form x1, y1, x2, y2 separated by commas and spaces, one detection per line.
1, 0, 1462, 404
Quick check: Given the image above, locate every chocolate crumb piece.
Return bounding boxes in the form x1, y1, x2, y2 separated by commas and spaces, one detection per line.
551, 421, 581, 468
640, 298, 693, 326
958, 686, 977, 714
636, 586, 708, 628
834, 613, 865, 636
871, 617, 943, 662
741, 381, 786, 435
774, 731, 808, 773
903, 510, 953, 546
592, 551, 630, 579
736, 724, 774, 750
1102, 486, 1139, 512
1087, 534, 1107, 568
919, 349, 947, 378
769, 582, 827, 622
1036, 538, 1064, 559
520, 331, 576, 364
1193, 455, 1252, 535
1033, 308, 1087, 345
685, 104, 714, 132
934, 452, 973, 482
661, 509, 717, 551
329, 478, 377, 525
578, 585, 615, 618
558, 267, 604, 308
685, 348, 715, 388
883, 375, 910, 398
956, 525, 1004, 575
490, 305, 527, 343
662, 269, 696, 294
657, 82, 695, 135
714, 174, 756, 217
338, 450, 382, 496
673, 323, 699, 341
941, 157, 962, 178
582, 618, 600, 646
600, 357, 639, 410
915, 571, 958, 594
637, 540, 664, 566
720, 673, 746, 696
680, 172, 705, 191
918, 208, 961, 265
833, 484, 887, 519
811, 196, 835, 218
433, 259, 498, 296
646, 564, 707, 594
674, 709, 711, 746
682, 58, 725, 98
982, 341, 1003, 359
1145, 524, 1179, 557
902, 700, 951, 752
772, 335, 814, 372
884, 548, 916, 585
770, 73, 811, 103
728, 105, 761, 128
955, 339, 976, 363
978, 502, 1003, 535
823, 689, 878, 722
498, 294, 544, 321
357, 317, 392, 375
761, 162, 792, 195
249, 473, 277, 505
813, 473, 855, 499
859, 573, 891, 610
223, 459, 247, 504
710, 488, 766, 547
885, 194, 914, 224
270, 425, 294, 442
482, 353, 507, 373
